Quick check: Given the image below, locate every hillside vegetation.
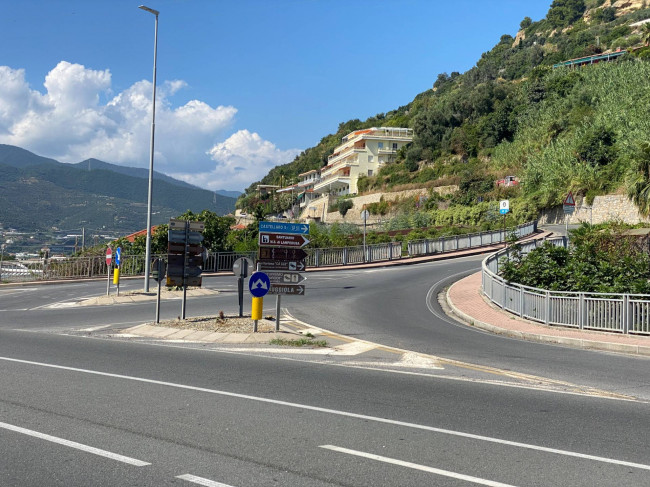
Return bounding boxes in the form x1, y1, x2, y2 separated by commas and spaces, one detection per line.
240, 0, 650, 222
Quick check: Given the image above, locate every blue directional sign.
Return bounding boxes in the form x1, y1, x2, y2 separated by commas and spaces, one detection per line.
249, 271, 270, 297
115, 247, 122, 266
259, 221, 309, 235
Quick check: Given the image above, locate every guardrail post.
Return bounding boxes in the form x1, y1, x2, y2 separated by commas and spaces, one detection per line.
519, 285, 524, 317
545, 290, 550, 324
623, 294, 630, 334
315, 249, 320, 268
579, 293, 585, 330
456, 235, 459, 250
343, 247, 348, 265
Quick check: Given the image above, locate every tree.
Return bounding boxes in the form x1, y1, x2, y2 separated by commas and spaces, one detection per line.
520, 16, 532, 30
643, 24, 650, 46
627, 142, 650, 216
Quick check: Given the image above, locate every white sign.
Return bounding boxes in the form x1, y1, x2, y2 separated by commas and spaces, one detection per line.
361, 210, 370, 222
499, 200, 510, 215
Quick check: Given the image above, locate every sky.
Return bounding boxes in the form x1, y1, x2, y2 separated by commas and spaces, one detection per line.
0, 0, 552, 192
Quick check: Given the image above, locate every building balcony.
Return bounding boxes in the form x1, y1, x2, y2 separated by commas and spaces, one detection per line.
313, 175, 350, 193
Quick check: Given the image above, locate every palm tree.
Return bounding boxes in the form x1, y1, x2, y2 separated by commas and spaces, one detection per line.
627, 142, 650, 216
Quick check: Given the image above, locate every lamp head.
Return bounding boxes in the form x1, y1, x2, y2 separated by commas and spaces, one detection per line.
139, 5, 159, 16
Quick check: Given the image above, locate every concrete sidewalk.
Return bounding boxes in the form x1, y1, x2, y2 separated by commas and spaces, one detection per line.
446, 272, 650, 356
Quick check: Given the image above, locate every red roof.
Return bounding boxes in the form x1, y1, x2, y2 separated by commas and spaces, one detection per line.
124, 226, 157, 243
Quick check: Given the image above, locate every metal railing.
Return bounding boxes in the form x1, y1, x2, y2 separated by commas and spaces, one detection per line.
0, 221, 538, 284
481, 237, 650, 335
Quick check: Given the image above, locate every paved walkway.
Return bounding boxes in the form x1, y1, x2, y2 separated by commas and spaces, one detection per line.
446, 272, 650, 356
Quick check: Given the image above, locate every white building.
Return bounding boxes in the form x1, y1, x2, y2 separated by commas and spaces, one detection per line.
313, 127, 413, 196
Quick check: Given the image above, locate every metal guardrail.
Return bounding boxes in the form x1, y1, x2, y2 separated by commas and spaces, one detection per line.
481, 237, 650, 336
0, 221, 538, 284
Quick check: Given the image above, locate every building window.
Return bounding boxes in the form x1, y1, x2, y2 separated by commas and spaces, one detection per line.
368, 170, 373, 176
378, 142, 384, 149
392, 143, 398, 150
368, 155, 374, 163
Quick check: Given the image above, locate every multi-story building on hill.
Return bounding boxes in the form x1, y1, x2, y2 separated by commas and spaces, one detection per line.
313, 127, 413, 196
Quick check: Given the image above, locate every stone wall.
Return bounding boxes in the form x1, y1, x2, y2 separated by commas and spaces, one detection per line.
324, 186, 457, 225
538, 193, 650, 225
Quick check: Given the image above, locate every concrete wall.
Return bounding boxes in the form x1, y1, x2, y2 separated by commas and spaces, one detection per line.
538, 193, 650, 225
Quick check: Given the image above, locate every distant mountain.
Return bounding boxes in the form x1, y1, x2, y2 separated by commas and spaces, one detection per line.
0, 144, 60, 167
73, 158, 199, 190
0, 145, 237, 232
214, 189, 242, 199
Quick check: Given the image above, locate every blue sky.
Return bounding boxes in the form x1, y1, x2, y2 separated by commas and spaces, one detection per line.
0, 0, 552, 191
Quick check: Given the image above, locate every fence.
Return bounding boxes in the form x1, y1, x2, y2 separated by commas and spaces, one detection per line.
0, 221, 538, 284
481, 236, 650, 336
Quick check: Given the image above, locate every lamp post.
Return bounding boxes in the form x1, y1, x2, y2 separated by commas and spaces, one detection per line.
139, 4, 159, 292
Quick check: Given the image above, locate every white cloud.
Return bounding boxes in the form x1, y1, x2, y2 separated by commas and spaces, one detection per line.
168, 130, 300, 191
0, 61, 300, 191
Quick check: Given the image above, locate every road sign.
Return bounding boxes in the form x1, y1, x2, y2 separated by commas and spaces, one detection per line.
249, 271, 270, 297
259, 260, 306, 272
361, 209, 370, 222
268, 284, 305, 296
151, 258, 167, 282
259, 221, 309, 235
259, 247, 308, 261
563, 192, 575, 214
115, 247, 122, 266
499, 200, 509, 215
563, 192, 575, 206
259, 232, 310, 248
265, 271, 305, 284
106, 247, 112, 266
232, 257, 254, 278
169, 219, 205, 232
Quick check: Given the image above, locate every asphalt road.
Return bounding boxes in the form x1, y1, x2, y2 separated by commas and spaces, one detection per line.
1, 256, 649, 486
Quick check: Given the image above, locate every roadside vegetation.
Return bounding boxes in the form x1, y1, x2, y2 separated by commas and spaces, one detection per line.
500, 222, 650, 294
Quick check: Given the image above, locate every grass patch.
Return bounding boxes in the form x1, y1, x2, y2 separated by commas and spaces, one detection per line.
269, 337, 328, 347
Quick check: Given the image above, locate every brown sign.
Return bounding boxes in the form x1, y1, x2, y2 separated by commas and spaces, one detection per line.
259, 260, 306, 272
258, 247, 307, 261
268, 284, 305, 296
259, 232, 310, 248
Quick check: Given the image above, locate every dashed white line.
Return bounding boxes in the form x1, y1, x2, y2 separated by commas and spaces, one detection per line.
1, 355, 649, 471
320, 445, 517, 487
176, 474, 235, 486
0, 420, 150, 466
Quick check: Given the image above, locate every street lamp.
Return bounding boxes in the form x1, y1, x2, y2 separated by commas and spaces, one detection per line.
139, 4, 159, 292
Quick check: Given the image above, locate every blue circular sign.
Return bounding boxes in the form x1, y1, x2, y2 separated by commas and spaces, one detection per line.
249, 271, 270, 297
115, 247, 122, 266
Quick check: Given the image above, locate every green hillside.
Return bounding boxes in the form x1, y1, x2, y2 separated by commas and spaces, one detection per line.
0, 146, 237, 232
240, 0, 650, 220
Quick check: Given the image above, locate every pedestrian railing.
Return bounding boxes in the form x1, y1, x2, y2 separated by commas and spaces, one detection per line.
0, 221, 539, 284
481, 237, 650, 336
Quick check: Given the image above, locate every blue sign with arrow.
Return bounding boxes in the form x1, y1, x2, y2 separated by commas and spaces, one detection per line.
115, 247, 122, 266
249, 271, 270, 297
259, 221, 309, 235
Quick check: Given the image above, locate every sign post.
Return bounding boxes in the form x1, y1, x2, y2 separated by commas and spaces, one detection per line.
114, 246, 122, 296
563, 192, 576, 237
499, 200, 510, 247
258, 221, 309, 331
233, 257, 254, 317
105, 246, 112, 296
249, 270, 270, 332
361, 209, 370, 263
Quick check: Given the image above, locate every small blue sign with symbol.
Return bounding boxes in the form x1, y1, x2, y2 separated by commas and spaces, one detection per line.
249, 271, 270, 297
259, 221, 309, 235
115, 247, 122, 266
499, 208, 509, 215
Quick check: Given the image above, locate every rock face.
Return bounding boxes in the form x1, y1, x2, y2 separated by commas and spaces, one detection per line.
610, 0, 646, 17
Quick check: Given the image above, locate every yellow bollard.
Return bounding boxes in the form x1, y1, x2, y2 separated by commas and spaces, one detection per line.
251, 297, 263, 321
113, 267, 120, 285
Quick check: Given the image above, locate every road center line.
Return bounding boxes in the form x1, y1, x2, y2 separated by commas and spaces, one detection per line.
1, 355, 649, 471
176, 474, 235, 486
320, 445, 518, 487
0, 420, 150, 467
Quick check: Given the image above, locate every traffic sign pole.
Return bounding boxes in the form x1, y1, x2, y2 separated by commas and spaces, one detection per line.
106, 247, 112, 296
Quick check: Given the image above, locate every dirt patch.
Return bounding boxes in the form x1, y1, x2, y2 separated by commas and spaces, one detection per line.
156, 315, 277, 333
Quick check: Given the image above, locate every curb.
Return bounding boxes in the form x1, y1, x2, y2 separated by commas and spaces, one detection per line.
445, 279, 650, 357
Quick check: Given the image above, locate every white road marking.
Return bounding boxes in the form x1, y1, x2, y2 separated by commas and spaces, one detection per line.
0, 355, 648, 471
176, 474, 235, 486
320, 445, 517, 487
0, 420, 150, 466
